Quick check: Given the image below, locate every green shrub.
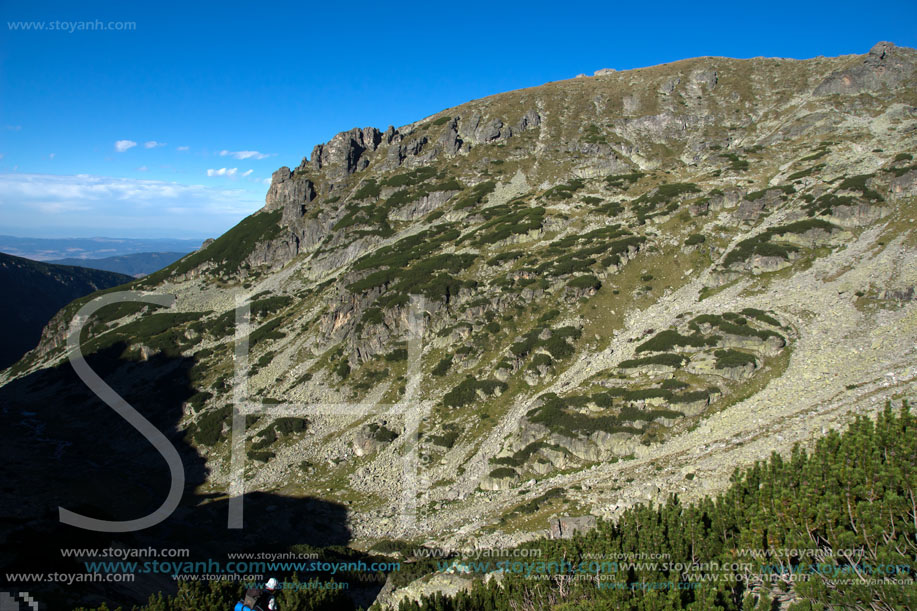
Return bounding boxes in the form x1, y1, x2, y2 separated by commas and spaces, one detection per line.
636, 330, 716, 353
740, 308, 780, 327
362, 307, 384, 325
507, 487, 564, 517
187, 391, 213, 411
787, 163, 825, 181
192, 405, 231, 446
453, 180, 497, 210
539, 309, 560, 322
432, 355, 453, 377
468, 205, 545, 245
487, 250, 524, 266
669, 389, 710, 403
685, 234, 706, 246
384, 347, 408, 362
837, 173, 882, 201
720, 152, 748, 171
430, 426, 460, 448
567, 275, 601, 291
250, 295, 293, 317
619, 353, 687, 369
334, 360, 351, 380
353, 179, 381, 199
488, 467, 518, 479
368, 422, 399, 443
604, 172, 644, 189
529, 353, 553, 371
248, 317, 286, 349
443, 376, 507, 408
247, 450, 275, 463
583, 124, 607, 144
714, 349, 757, 369
273, 417, 308, 435
543, 179, 585, 200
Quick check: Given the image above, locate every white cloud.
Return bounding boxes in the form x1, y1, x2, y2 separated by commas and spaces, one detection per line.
207, 167, 238, 177
144, 141, 166, 149
176, 146, 190, 151
0, 172, 263, 235
137, 165, 149, 172
242, 169, 253, 177
219, 149, 271, 160
115, 140, 137, 152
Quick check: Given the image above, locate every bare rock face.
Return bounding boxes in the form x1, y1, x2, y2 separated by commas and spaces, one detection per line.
825, 202, 887, 227
881, 287, 915, 302
310, 127, 383, 178
733, 189, 785, 224
389, 189, 460, 222
515, 109, 541, 132
264, 167, 316, 221
549, 515, 597, 539
438, 117, 463, 156
688, 68, 717, 93
383, 134, 428, 170
465, 113, 505, 143
890, 169, 917, 198
814, 42, 917, 96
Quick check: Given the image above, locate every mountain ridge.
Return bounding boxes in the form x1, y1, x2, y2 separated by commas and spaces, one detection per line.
2, 42, 916, 608
47, 251, 190, 277
0, 252, 132, 370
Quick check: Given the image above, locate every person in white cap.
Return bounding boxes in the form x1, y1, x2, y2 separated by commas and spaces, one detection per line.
262, 578, 279, 611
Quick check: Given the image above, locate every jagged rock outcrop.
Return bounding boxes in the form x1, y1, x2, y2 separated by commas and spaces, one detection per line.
310, 127, 383, 178
264, 167, 316, 222
549, 515, 597, 539
815, 42, 917, 96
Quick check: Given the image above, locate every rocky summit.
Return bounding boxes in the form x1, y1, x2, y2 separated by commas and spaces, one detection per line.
2, 41, 917, 606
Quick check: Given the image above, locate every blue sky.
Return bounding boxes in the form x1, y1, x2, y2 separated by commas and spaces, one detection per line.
1, 0, 915, 239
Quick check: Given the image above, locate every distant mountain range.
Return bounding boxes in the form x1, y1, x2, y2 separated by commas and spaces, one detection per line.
0, 252, 133, 370
0, 234, 200, 261
48, 251, 190, 277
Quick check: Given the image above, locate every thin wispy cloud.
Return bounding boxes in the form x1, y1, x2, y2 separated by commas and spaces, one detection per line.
176, 146, 190, 151
115, 140, 137, 152
137, 165, 149, 172
144, 141, 166, 149
207, 167, 238, 177
219, 149, 271, 160
0, 172, 262, 235
242, 169, 253, 177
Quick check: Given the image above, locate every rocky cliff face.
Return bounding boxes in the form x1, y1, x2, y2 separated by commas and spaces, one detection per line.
5, 43, 917, 566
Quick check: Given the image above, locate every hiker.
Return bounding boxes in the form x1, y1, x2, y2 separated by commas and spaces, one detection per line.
235, 578, 279, 611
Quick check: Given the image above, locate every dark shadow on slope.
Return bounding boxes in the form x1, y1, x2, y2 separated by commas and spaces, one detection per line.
0, 344, 385, 608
